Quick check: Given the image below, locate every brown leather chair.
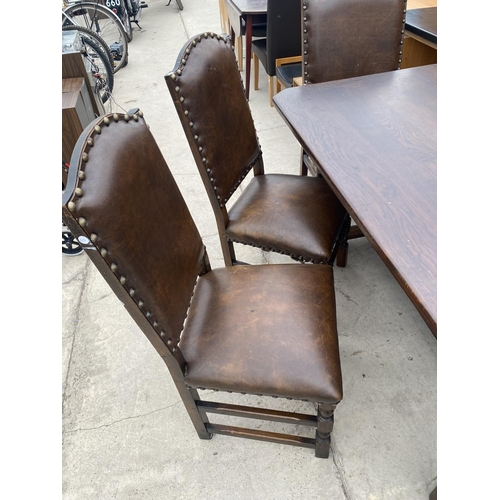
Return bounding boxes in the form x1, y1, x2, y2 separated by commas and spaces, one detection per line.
165, 33, 349, 267
62, 110, 343, 458
299, 0, 407, 265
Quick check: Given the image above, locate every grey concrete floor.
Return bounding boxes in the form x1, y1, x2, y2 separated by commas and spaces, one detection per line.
62, 1, 437, 498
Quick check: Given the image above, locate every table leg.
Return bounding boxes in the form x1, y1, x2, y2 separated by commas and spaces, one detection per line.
244, 14, 252, 100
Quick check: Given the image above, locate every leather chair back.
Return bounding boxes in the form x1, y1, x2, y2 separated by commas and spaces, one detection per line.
166, 34, 263, 211
302, 0, 406, 84
62, 112, 206, 357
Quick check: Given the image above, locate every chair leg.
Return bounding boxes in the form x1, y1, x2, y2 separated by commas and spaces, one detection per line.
237, 36, 243, 71
269, 75, 274, 107
300, 148, 308, 176
253, 53, 259, 90
276, 78, 282, 93
334, 215, 351, 268
315, 403, 336, 458
176, 386, 212, 440
220, 236, 237, 266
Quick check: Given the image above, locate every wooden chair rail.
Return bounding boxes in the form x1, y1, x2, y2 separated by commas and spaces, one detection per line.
206, 423, 317, 449
197, 400, 318, 426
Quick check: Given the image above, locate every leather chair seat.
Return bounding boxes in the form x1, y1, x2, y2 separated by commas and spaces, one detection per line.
225, 174, 346, 263
180, 264, 343, 404
275, 63, 302, 88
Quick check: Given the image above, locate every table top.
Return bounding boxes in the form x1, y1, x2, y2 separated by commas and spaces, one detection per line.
405, 7, 437, 45
273, 65, 437, 336
226, 0, 266, 15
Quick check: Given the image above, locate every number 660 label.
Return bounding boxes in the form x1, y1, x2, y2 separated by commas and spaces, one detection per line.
105, 0, 121, 7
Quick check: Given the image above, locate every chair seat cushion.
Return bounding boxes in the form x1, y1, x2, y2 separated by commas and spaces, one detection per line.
276, 63, 302, 88
226, 174, 346, 264
180, 264, 343, 404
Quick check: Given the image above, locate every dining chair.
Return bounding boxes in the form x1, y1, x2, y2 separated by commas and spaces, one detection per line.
224, 0, 267, 71
62, 110, 344, 458
275, 55, 302, 93
252, 0, 302, 106
299, 0, 407, 265
165, 33, 350, 268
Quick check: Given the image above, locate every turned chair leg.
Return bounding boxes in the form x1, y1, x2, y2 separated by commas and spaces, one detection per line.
315, 403, 336, 458
237, 37, 243, 71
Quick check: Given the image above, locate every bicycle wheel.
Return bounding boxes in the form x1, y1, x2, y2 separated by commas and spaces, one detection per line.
62, 24, 114, 71
63, 2, 129, 72
176, 0, 183, 10
81, 35, 114, 104
103, 0, 133, 41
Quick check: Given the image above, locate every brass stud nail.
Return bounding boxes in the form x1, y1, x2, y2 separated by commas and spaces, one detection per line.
75, 187, 83, 197
130, 288, 135, 296
133, 114, 138, 121
175, 86, 180, 92
103, 117, 110, 125
87, 138, 94, 147
124, 114, 130, 121
194, 135, 199, 140
78, 217, 86, 227
113, 113, 119, 121
146, 311, 151, 318
202, 157, 207, 163
189, 122, 194, 127
100, 248, 107, 257
138, 110, 144, 117
171, 73, 177, 80
186, 48, 190, 54
167, 339, 172, 345
138, 300, 144, 307
78, 171, 86, 180
180, 97, 185, 103
153, 320, 158, 327
82, 153, 88, 163
67, 201, 76, 212
94, 125, 101, 134
160, 331, 165, 337
177, 69, 182, 76
181, 58, 186, 65
184, 110, 189, 116
198, 146, 202, 152
111, 262, 117, 271
120, 276, 126, 284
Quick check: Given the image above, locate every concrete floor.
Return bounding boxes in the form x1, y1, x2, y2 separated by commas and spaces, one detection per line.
62, 1, 437, 498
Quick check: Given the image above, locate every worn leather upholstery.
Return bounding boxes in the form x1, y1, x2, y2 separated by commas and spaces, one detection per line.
68, 114, 205, 346
165, 33, 347, 265
302, 0, 406, 84
181, 264, 342, 403
62, 112, 343, 454
226, 174, 346, 262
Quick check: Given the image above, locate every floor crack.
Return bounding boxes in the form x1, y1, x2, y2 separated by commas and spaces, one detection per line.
63, 401, 182, 434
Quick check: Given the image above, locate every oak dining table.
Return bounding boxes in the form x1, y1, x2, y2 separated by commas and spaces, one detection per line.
273, 64, 437, 338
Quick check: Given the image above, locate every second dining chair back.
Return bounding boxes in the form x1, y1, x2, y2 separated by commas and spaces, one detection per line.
301, 0, 407, 84
165, 33, 349, 267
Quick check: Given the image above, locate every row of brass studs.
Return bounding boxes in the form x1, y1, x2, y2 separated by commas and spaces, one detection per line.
170, 33, 231, 208
68, 111, 180, 355
301, 0, 408, 83
185, 384, 325, 403
227, 236, 326, 265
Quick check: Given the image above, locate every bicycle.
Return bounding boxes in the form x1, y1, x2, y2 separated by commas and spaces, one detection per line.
62, 0, 129, 72
166, 0, 183, 11
103, 0, 149, 42
63, 25, 114, 104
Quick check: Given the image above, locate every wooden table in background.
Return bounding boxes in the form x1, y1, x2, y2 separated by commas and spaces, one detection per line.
402, 3, 437, 68
274, 65, 437, 337
226, 0, 267, 100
